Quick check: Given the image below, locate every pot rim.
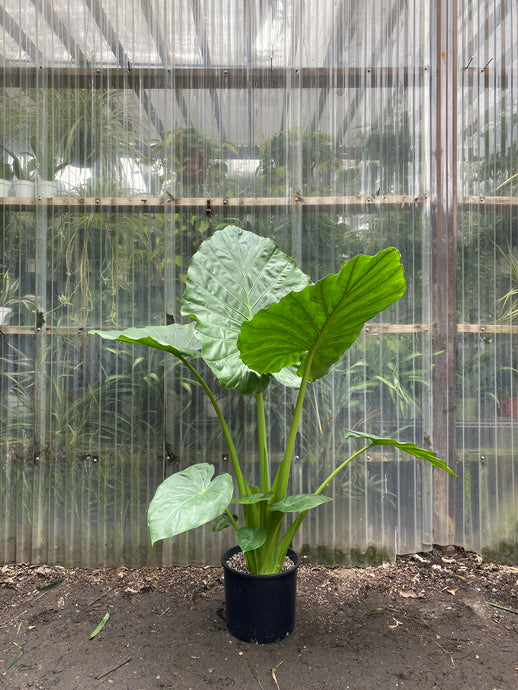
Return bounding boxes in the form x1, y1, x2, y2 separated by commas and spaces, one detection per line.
221, 544, 300, 579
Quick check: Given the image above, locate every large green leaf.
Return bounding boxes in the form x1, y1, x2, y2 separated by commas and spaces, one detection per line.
181, 225, 311, 394
147, 463, 234, 545
89, 324, 202, 359
270, 493, 333, 513
343, 430, 457, 476
236, 527, 267, 553
238, 248, 406, 381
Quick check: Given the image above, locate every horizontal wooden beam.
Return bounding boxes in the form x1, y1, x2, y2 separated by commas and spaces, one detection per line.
457, 323, 518, 334
0, 194, 427, 213
6, 323, 516, 337
0, 66, 514, 90
4, 323, 429, 336
459, 196, 518, 208
0, 66, 426, 90
2, 194, 516, 212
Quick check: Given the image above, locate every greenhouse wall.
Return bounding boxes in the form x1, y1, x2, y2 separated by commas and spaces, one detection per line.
0, 0, 516, 567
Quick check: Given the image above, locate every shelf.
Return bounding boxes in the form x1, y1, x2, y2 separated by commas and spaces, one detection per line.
459, 196, 518, 208
2, 194, 518, 213
0, 65, 514, 90
0, 323, 453, 337
0, 66, 427, 90
457, 324, 518, 334
0, 194, 427, 213
3, 322, 517, 337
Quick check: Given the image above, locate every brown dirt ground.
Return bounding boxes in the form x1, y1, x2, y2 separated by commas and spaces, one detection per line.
0, 546, 517, 690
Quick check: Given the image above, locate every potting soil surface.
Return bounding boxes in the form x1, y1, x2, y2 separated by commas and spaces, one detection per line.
1, 546, 517, 689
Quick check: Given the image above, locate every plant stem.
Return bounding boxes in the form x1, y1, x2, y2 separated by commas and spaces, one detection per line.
272, 364, 312, 502
277, 512, 305, 561
315, 444, 374, 495
225, 508, 239, 531
180, 356, 249, 497
277, 443, 375, 560
255, 392, 270, 492
255, 392, 270, 530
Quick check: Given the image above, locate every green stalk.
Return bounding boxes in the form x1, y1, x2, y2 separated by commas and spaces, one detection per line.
224, 508, 239, 531
277, 443, 375, 560
180, 355, 249, 497
255, 392, 270, 492
255, 392, 270, 531
277, 511, 306, 563
254, 515, 284, 573
314, 443, 374, 495
272, 364, 312, 502
244, 547, 259, 573
263, 357, 313, 572
243, 500, 260, 530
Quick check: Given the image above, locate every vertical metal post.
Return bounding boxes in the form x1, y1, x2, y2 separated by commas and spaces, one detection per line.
32, 77, 51, 564
33, 83, 49, 459
431, 0, 458, 544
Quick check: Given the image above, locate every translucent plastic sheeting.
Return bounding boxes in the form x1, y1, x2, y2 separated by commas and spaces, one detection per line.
456, 0, 518, 562
0, 1, 515, 568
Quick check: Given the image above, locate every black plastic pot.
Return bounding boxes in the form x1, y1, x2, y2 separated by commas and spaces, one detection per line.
221, 545, 300, 643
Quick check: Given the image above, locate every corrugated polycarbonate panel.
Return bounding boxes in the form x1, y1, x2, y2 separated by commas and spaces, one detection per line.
0, 1, 515, 568
456, 0, 518, 562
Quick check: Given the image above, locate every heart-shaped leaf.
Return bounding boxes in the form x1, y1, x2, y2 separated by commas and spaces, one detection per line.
239, 248, 405, 381
90, 324, 202, 359
270, 493, 333, 513
181, 225, 311, 394
236, 527, 267, 553
148, 463, 234, 545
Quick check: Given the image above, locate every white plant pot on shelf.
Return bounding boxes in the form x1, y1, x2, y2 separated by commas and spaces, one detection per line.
0, 179, 11, 197
12, 180, 35, 198
37, 179, 58, 198
0, 307, 12, 325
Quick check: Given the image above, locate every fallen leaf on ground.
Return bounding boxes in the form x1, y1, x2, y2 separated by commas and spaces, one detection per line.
272, 659, 284, 690
388, 618, 403, 629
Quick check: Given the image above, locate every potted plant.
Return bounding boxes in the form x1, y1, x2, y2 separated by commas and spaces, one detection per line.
0, 160, 12, 197
30, 135, 68, 197
91, 225, 454, 643
258, 128, 341, 195
495, 243, 518, 416
496, 243, 518, 324
0, 145, 36, 197
144, 127, 235, 197
57, 88, 141, 195
0, 271, 34, 325
0, 272, 13, 325
0, 92, 31, 197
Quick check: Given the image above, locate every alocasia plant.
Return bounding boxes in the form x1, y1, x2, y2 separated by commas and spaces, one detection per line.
91, 225, 455, 574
